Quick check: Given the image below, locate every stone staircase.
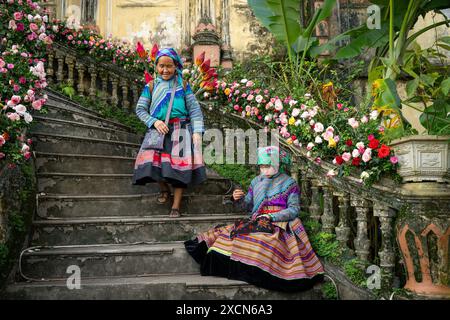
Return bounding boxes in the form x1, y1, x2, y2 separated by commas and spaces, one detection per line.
1, 90, 323, 299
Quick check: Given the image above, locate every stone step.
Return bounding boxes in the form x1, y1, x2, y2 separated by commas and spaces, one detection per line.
31, 214, 245, 246
35, 152, 135, 174
36, 194, 239, 219
43, 89, 138, 133
31, 132, 140, 158
2, 273, 323, 300
36, 173, 233, 195
38, 98, 138, 133
20, 242, 199, 279
30, 116, 143, 145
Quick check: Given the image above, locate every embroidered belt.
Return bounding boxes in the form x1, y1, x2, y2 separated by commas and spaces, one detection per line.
169, 117, 189, 124
260, 206, 283, 214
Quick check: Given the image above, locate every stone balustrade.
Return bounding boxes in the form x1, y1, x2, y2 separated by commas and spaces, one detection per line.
200, 103, 450, 297
45, 43, 144, 113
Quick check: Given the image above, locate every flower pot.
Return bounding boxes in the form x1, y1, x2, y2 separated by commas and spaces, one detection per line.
390, 135, 450, 183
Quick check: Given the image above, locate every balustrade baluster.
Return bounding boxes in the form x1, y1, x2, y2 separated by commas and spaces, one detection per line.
374, 202, 396, 288
334, 191, 351, 249
46, 51, 54, 84
321, 185, 335, 233
120, 79, 130, 112
65, 55, 75, 88
76, 62, 86, 97
111, 74, 119, 108
308, 178, 322, 224
351, 196, 371, 263
88, 65, 98, 100
100, 70, 109, 103
56, 51, 65, 83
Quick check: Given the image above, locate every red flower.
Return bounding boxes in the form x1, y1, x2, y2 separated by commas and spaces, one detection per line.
136, 41, 147, 59
150, 44, 159, 62
352, 157, 361, 166
377, 144, 391, 158
195, 51, 205, 66
144, 70, 153, 83
334, 156, 344, 165
345, 139, 353, 147
368, 139, 380, 149
200, 59, 211, 73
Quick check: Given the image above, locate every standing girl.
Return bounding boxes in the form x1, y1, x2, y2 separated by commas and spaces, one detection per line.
132, 48, 207, 218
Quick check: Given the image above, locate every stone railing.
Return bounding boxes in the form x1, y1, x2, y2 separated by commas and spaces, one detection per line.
42, 44, 449, 298
201, 103, 450, 298
45, 43, 145, 113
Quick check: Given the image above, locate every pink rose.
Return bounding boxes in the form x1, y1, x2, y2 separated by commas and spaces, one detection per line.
0, 152, 5, 159
247, 94, 254, 101
0, 135, 5, 147
32, 100, 43, 110
362, 148, 372, 163
342, 152, 352, 162
390, 156, 398, 164
233, 105, 239, 111
7, 113, 21, 121
11, 95, 21, 104
14, 12, 23, 21
348, 118, 359, 129
29, 23, 39, 32
368, 134, 375, 141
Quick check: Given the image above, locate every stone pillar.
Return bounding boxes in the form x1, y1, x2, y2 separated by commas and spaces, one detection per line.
131, 83, 139, 107
110, 74, 119, 108
321, 185, 336, 233
88, 64, 98, 100
192, 16, 221, 67
120, 79, 130, 112
373, 202, 396, 288
65, 55, 75, 87
309, 178, 322, 223
46, 50, 55, 85
76, 62, 86, 97
351, 195, 371, 263
221, 0, 233, 70
314, 0, 331, 58
100, 70, 109, 103
56, 51, 65, 84
334, 191, 351, 249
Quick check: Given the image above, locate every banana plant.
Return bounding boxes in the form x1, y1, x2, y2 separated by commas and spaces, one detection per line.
247, 0, 336, 68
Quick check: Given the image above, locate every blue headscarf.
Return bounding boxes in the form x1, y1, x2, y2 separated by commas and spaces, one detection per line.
150, 48, 185, 117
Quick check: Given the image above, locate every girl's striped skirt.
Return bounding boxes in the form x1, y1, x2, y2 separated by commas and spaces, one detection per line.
185, 215, 324, 292
132, 118, 207, 188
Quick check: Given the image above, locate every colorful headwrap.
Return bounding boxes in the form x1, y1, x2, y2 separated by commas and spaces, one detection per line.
257, 146, 280, 167
257, 146, 291, 174
155, 48, 184, 76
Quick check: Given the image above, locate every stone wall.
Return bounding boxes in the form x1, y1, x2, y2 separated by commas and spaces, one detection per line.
0, 160, 37, 287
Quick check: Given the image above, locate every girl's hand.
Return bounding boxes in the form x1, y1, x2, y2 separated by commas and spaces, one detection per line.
232, 189, 245, 201
192, 133, 202, 146
154, 120, 169, 134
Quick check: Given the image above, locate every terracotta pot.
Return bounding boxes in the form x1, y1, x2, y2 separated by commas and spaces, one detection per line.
390, 135, 450, 183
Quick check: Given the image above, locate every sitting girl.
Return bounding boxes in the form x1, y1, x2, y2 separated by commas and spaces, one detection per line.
185, 146, 324, 292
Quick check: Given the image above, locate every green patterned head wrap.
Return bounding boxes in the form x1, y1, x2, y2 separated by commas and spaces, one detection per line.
256, 146, 291, 174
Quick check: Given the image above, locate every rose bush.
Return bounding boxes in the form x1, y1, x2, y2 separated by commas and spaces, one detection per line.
0, 0, 50, 166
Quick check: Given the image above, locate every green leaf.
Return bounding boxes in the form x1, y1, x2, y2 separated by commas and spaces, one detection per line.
441, 78, 450, 96
436, 43, 450, 51
438, 36, 450, 45
420, 99, 450, 134
420, 73, 438, 87
406, 78, 420, 97
381, 78, 402, 111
